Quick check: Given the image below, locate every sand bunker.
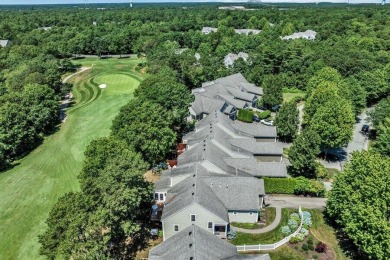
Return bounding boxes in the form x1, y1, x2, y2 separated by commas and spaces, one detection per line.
99, 84, 107, 89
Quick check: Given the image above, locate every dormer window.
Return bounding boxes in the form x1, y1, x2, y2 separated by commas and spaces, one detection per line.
191, 214, 196, 222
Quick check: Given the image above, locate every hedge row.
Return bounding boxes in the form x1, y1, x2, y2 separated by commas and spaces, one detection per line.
264, 177, 325, 197
238, 109, 253, 123
264, 178, 297, 194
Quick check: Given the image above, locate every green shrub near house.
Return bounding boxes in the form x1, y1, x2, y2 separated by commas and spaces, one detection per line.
238, 109, 254, 123
257, 110, 271, 119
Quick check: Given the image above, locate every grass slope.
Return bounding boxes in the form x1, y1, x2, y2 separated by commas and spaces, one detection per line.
0, 57, 145, 259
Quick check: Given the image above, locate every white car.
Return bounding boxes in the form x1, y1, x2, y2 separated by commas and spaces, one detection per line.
261, 119, 274, 126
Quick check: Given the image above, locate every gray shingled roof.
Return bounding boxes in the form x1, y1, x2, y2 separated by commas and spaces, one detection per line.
240, 82, 263, 96
232, 121, 277, 138
161, 166, 229, 222
229, 138, 283, 155
190, 95, 225, 116
225, 254, 271, 260
224, 158, 288, 177
218, 94, 248, 109
203, 176, 264, 211
149, 225, 238, 260
227, 87, 256, 102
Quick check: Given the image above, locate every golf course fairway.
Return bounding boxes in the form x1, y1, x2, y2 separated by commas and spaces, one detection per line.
0, 57, 145, 259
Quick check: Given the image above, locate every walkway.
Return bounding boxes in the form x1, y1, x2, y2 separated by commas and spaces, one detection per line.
232, 195, 326, 234
233, 207, 282, 234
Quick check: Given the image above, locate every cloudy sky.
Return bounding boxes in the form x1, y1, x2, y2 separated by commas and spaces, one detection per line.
0, 0, 384, 5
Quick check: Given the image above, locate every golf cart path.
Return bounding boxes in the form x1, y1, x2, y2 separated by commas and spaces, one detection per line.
62, 65, 93, 83
60, 66, 93, 122
233, 195, 326, 234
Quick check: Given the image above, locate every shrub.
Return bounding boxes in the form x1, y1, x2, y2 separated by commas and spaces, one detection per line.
158, 230, 163, 238
290, 213, 300, 222
308, 243, 315, 251
289, 236, 300, 244
302, 211, 312, 227
238, 109, 254, 123
295, 233, 305, 242
227, 229, 236, 240
288, 219, 298, 230
300, 227, 309, 237
258, 110, 271, 119
315, 242, 327, 253
307, 236, 314, 245
294, 246, 298, 250
281, 226, 292, 236
313, 254, 319, 259
302, 243, 309, 251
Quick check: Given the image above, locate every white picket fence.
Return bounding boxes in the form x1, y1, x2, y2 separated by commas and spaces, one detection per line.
236, 206, 303, 252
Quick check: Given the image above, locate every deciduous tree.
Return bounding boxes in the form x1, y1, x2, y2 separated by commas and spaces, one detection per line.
288, 127, 321, 178
310, 98, 354, 150
275, 100, 299, 142
262, 74, 283, 109
326, 151, 390, 260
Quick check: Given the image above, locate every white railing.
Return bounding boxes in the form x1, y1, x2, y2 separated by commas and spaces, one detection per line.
236, 206, 303, 252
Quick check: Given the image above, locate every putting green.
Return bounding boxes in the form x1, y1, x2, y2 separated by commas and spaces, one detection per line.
0, 57, 145, 259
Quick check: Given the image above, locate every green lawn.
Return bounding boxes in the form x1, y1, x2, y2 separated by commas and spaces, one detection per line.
265, 207, 277, 226
308, 209, 348, 260
283, 92, 305, 102
0, 57, 145, 259
231, 208, 296, 245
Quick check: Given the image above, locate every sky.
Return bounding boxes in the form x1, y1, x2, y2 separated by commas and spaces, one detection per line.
0, 0, 384, 5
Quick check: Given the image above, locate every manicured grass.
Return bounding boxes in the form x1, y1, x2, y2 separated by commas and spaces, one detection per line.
0, 57, 145, 259
283, 92, 305, 102
266, 245, 306, 260
231, 208, 296, 245
265, 207, 277, 226
308, 209, 348, 260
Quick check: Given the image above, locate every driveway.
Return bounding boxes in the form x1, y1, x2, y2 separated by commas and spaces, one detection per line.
266, 195, 327, 209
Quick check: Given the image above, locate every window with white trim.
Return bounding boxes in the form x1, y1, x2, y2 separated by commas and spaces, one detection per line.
174, 225, 179, 232
208, 222, 213, 229
154, 193, 158, 200
159, 193, 164, 201
191, 214, 196, 222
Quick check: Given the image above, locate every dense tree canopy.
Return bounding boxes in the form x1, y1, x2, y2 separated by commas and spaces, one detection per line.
111, 100, 177, 164
39, 137, 153, 259
134, 74, 194, 125
327, 151, 390, 260
310, 97, 354, 150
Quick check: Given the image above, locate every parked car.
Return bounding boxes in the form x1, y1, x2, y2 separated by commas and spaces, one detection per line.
253, 114, 260, 122
261, 119, 274, 126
